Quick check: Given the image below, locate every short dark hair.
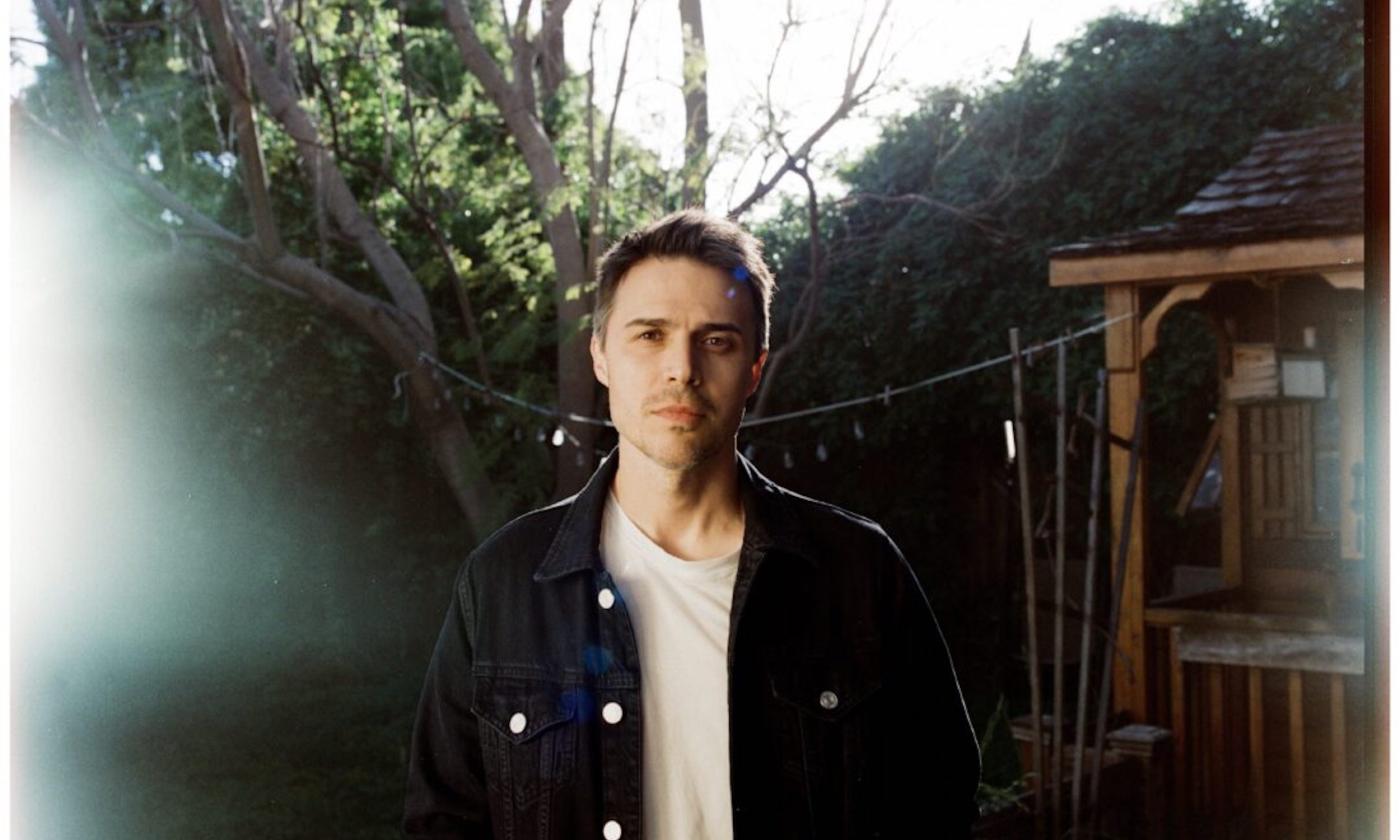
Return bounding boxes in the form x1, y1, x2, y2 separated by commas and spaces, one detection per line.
592, 209, 776, 359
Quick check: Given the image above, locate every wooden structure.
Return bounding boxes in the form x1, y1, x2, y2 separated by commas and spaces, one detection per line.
1047, 125, 1372, 837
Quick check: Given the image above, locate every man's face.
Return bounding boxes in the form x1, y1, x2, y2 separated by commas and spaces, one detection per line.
591, 256, 767, 472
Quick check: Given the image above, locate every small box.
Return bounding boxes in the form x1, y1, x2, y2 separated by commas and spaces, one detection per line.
1224, 343, 1279, 403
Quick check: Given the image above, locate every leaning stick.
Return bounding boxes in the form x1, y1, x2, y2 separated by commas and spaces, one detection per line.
1052, 337, 1068, 840
1071, 370, 1107, 838
1009, 328, 1044, 836
1089, 398, 1145, 830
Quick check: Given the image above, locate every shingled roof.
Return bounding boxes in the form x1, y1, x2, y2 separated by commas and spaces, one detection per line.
1049, 124, 1363, 259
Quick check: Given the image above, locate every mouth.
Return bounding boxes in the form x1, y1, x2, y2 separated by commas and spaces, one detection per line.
653, 405, 705, 423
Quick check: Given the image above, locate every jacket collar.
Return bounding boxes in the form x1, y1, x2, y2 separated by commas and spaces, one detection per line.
533, 445, 818, 582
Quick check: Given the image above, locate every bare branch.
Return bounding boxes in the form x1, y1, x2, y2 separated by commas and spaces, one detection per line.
726, 0, 894, 219
751, 163, 823, 417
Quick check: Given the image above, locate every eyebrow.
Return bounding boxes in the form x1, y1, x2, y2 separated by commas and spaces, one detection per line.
622, 317, 745, 335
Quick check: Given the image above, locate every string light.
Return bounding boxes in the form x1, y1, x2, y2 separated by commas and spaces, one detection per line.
407, 312, 1130, 443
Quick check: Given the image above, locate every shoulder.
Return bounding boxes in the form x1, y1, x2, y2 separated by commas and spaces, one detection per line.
768, 482, 906, 564
457, 496, 573, 590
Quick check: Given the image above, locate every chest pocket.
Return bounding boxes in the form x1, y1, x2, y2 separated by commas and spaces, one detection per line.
472, 670, 582, 810
769, 654, 885, 837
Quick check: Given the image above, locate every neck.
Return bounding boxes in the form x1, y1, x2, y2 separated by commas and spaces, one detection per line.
611, 441, 745, 561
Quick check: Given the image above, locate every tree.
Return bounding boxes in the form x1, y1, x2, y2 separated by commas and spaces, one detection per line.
18, 0, 901, 533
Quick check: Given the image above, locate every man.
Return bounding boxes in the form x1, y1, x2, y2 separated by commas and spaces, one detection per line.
403, 209, 980, 840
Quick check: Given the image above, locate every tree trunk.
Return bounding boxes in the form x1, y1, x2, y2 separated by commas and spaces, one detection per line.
678, 0, 709, 207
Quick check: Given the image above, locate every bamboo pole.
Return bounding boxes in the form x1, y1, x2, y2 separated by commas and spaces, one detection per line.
1071, 370, 1107, 839
1089, 398, 1145, 831
1009, 327, 1044, 836
1052, 337, 1068, 840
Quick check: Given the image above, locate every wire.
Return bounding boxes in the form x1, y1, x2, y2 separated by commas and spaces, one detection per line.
412, 311, 1132, 431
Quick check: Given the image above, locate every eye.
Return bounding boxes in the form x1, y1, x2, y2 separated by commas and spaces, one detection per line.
637, 329, 662, 341
703, 335, 734, 349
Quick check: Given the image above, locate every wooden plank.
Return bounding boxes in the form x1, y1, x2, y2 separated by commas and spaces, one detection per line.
1220, 403, 1244, 586
1170, 628, 1188, 825
1207, 664, 1226, 820
1289, 670, 1306, 838
1174, 414, 1223, 518
1048, 234, 1364, 287
1143, 606, 1348, 634
1248, 667, 1265, 840
1175, 627, 1365, 675
1331, 674, 1348, 838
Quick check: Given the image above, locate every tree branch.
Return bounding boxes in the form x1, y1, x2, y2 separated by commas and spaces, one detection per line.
726, 0, 893, 219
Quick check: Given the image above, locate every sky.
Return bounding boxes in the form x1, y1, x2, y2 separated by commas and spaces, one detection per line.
8, 0, 1176, 212
562, 0, 1174, 212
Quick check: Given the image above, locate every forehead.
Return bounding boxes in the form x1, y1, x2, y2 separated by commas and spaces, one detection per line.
608, 256, 756, 327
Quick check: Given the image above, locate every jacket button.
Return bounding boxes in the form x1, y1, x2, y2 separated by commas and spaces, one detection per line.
597, 587, 616, 609
602, 819, 622, 839
509, 712, 527, 734
819, 690, 839, 710
602, 701, 624, 724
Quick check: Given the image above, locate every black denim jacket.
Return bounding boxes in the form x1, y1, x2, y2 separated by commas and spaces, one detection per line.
403, 448, 980, 839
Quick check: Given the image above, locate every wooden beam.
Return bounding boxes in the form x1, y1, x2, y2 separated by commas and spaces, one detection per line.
1141, 281, 1215, 360
1049, 234, 1364, 287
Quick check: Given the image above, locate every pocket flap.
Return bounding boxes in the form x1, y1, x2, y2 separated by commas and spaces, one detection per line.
472, 673, 582, 745
770, 658, 882, 722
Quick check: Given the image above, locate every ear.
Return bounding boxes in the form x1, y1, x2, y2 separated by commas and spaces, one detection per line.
590, 332, 610, 387
746, 349, 768, 398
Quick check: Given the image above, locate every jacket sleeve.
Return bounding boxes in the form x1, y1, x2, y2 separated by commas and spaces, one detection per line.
403, 556, 493, 838
884, 535, 982, 836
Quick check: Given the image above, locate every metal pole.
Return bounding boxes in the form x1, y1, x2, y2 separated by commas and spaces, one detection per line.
1009, 327, 1044, 836
1071, 370, 1107, 838
1052, 336, 1068, 840
1089, 398, 1145, 831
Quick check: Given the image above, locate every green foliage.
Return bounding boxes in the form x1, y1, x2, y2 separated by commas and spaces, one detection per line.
754, 0, 1361, 772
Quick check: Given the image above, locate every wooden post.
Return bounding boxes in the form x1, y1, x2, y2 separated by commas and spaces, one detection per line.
1071, 370, 1107, 839
1052, 337, 1068, 840
1010, 327, 1044, 835
1105, 284, 1149, 719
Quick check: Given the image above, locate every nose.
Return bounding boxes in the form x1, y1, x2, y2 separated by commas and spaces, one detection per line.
664, 338, 700, 385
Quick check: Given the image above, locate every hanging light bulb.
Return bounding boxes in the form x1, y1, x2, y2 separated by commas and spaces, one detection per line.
853, 419, 865, 441
536, 428, 547, 443
743, 443, 757, 461
783, 449, 794, 469
513, 425, 523, 441
575, 450, 586, 467
551, 427, 565, 447
816, 442, 828, 462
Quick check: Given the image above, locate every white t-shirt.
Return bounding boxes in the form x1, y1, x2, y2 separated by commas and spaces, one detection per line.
599, 489, 740, 840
